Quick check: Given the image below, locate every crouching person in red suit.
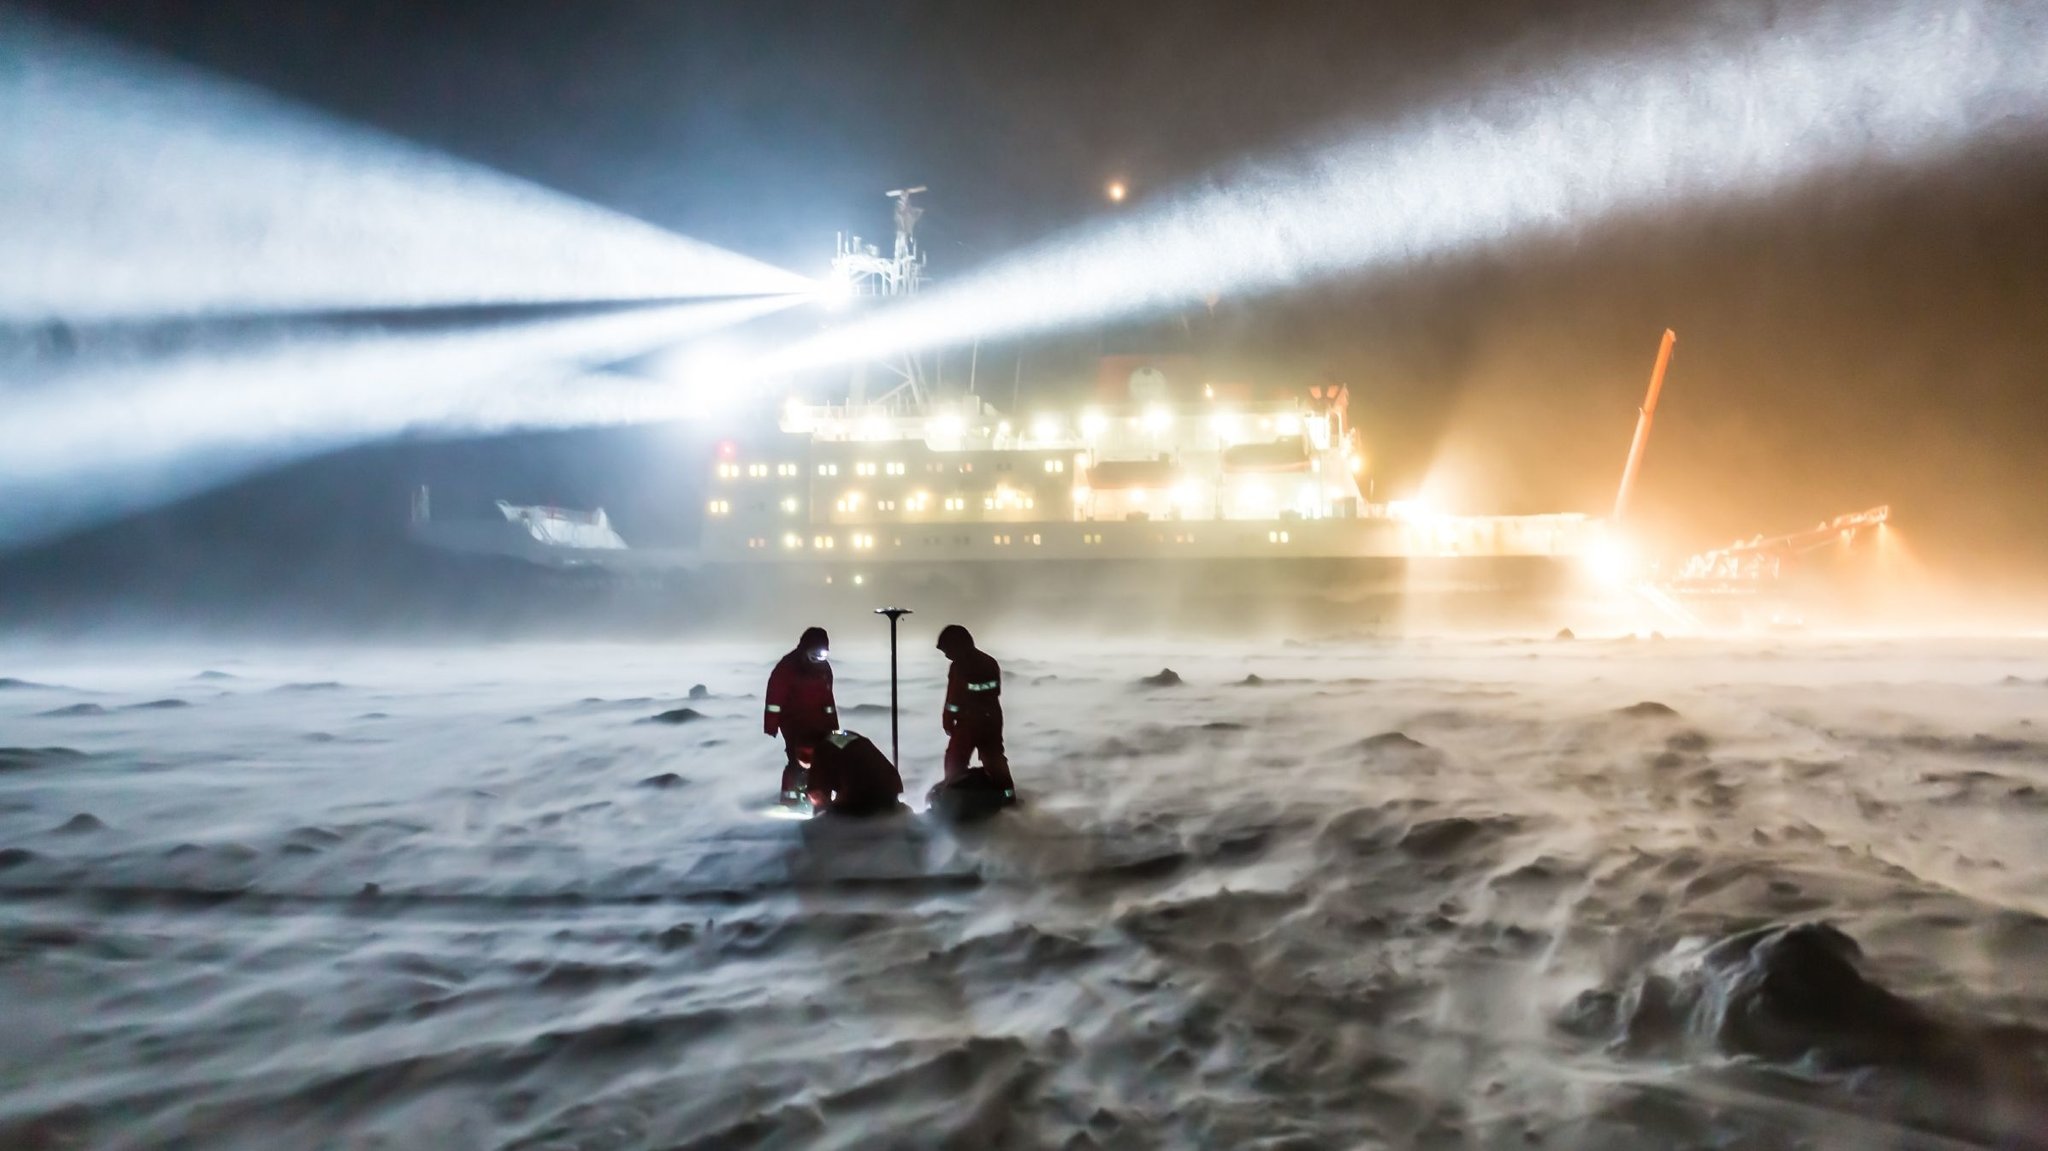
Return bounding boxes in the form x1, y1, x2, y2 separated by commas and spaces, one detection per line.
805, 730, 905, 815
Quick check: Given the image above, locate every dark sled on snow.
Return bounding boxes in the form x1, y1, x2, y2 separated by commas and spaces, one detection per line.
925, 772, 1015, 824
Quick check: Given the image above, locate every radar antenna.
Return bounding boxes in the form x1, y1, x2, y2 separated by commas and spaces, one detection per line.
887, 186, 926, 262
829, 187, 933, 408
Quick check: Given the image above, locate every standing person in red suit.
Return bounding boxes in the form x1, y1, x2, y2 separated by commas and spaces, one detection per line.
764, 626, 837, 806
935, 624, 1015, 803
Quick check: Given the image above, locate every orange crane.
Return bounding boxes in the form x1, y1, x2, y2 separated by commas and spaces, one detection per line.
1602, 330, 1894, 616
1612, 328, 1676, 525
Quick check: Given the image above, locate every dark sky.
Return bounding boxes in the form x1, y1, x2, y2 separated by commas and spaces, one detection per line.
22, 0, 1715, 270
9, 0, 2048, 611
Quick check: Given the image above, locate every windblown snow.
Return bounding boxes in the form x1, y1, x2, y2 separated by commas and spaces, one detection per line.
3, 635, 2047, 1149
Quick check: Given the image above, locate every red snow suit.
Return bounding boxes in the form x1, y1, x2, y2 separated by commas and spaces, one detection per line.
765, 630, 837, 794
806, 731, 904, 815
936, 626, 1013, 791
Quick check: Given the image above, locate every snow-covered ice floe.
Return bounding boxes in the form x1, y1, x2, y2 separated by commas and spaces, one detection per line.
3, 635, 2047, 1149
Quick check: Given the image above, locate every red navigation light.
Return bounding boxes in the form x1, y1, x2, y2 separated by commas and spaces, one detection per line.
717, 440, 738, 459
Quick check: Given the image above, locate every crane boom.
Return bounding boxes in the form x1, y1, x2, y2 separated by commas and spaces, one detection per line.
1612, 329, 1677, 523
1667, 505, 1891, 592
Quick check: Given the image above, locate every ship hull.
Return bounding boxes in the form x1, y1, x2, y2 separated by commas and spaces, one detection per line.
675, 554, 1589, 636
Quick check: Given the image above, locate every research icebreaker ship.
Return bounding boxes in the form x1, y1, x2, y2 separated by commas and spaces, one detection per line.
684, 188, 1597, 628
410, 189, 1610, 629
693, 368, 1597, 629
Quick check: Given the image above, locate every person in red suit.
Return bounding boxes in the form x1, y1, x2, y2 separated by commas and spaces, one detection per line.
805, 730, 904, 815
764, 626, 836, 805
935, 624, 1015, 802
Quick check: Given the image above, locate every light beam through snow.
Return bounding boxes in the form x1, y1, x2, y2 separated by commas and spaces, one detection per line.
0, 10, 811, 325
771, 0, 2048, 372
0, 295, 795, 548
0, 11, 816, 546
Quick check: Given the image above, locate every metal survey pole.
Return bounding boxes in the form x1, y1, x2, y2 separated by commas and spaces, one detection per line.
873, 607, 912, 768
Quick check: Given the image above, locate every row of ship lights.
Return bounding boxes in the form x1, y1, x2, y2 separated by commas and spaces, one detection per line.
786, 404, 1322, 446
721, 405, 1365, 514
754, 528, 1298, 555
713, 470, 1348, 523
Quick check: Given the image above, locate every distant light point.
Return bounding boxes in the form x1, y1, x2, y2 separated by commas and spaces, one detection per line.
1106, 180, 1128, 203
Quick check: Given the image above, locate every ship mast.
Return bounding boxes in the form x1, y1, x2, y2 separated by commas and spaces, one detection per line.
828, 187, 931, 410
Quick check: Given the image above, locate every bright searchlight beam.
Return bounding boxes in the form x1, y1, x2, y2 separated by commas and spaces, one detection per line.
0, 12, 811, 326
0, 295, 793, 548
0, 12, 811, 547
770, 0, 2048, 372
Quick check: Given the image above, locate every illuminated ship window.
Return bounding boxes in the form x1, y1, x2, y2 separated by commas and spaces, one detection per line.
993, 534, 1011, 545
777, 463, 798, 477
816, 463, 840, 477
715, 463, 738, 479
886, 462, 906, 475
1029, 534, 1042, 545
878, 499, 897, 511
706, 499, 730, 516
1023, 497, 1035, 509
1044, 460, 1064, 474
943, 497, 966, 512
783, 533, 802, 549
781, 497, 799, 514
1082, 533, 1102, 544
852, 533, 875, 550
813, 535, 836, 550
855, 462, 877, 476
747, 463, 768, 478
1268, 531, 1291, 544
959, 462, 974, 473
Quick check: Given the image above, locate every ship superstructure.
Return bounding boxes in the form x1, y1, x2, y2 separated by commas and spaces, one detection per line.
701, 381, 1592, 570
682, 188, 1597, 626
